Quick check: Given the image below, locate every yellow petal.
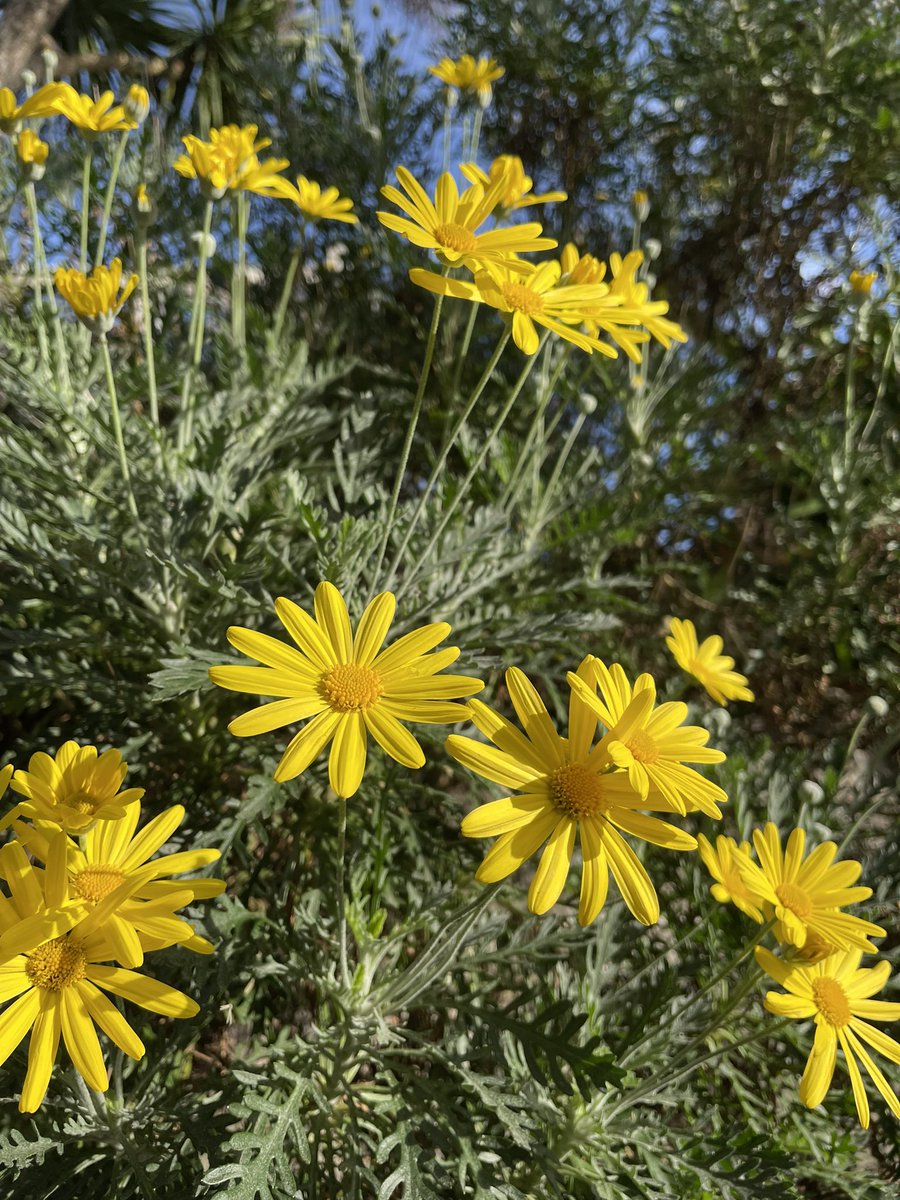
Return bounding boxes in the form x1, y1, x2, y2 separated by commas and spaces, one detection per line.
461, 794, 549, 838
577, 818, 609, 926
445, 734, 542, 790
328, 712, 368, 798
528, 818, 576, 915
609, 810, 696, 851
0, 987, 40, 1067
274, 596, 336, 670
19, 992, 60, 1113
228, 695, 328, 737
763, 992, 817, 1019
226, 626, 320, 679
60, 987, 107, 1093
837, 1028, 869, 1129
364, 706, 424, 770
274, 708, 342, 782
78, 980, 144, 1060
799, 1020, 837, 1109
505, 667, 564, 767
314, 581, 353, 662
373, 623, 452, 676
119, 805, 185, 873
603, 825, 659, 925
353, 592, 396, 664
86, 964, 200, 1018
474, 807, 559, 883
848, 1018, 900, 1065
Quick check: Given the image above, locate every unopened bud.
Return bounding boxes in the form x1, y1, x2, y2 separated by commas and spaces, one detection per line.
644, 237, 662, 261
132, 183, 156, 228
21, 70, 36, 93
577, 392, 598, 415
123, 84, 150, 124
191, 230, 217, 257
866, 695, 888, 717
631, 189, 650, 222
798, 780, 824, 805
41, 48, 59, 78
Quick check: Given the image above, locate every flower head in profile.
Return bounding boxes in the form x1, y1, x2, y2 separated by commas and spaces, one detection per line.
447, 660, 697, 926
737, 824, 885, 953
378, 166, 556, 270
567, 659, 727, 816
429, 54, 504, 105
174, 124, 289, 200
697, 833, 764, 922
267, 175, 358, 224
6, 741, 143, 835
410, 258, 624, 356
461, 156, 566, 213
0, 837, 200, 1113
849, 269, 876, 296
572, 248, 687, 362
666, 617, 754, 705
16, 130, 48, 181
54, 259, 138, 335
0, 82, 68, 134
52, 85, 136, 136
123, 84, 150, 125
12, 800, 223, 967
758, 947, 900, 1129
210, 583, 483, 798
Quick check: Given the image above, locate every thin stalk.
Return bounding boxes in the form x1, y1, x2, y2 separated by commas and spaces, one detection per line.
26, 182, 72, 403
371, 290, 446, 586
397, 334, 548, 601
336, 796, 350, 991
79, 147, 93, 272
449, 300, 480, 399
94, 130, 130, 266
136, 236, 159, 427
532, 409, 587, 527
23, 183, 50, 363
500, 342, 572, 508
385, 329, 510, 589
273, 236, 303, 344
179, 200, 214, 449
469, 105, 484, 160
231, 191, 249, 349
100, 334, 141, 525
441, 91, 453, 174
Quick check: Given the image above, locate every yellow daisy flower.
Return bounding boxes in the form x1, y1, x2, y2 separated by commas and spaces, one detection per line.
849, 269, 876, 296
16, 129, 49, 180
210, 583, 483, 798
410, 258, 624, 356
737, 825, 885, 953
12, 801, 223, 967
173, 125, 289, 200
377, 166, 556, 270
577, 249, 687, 361
0, 82, 69, 135
666, 617, 754, 705
0, 839, 199, 1113
758, 947, 900, 1129
54, 258, 138, 334
6, 741, 143, 835
460, 156, 567, 212
556, 244, 650, 363
265, 175, 358, 223
429, 54, 505, 105
446, 660, 697, 926
567, 659, 727, 817
51, 85, 136, 135
696, 833, 764, 922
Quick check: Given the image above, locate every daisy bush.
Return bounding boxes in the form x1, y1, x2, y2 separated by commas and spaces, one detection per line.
0, 3, 897, 1198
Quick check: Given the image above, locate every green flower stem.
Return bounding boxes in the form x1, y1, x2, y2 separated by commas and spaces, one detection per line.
337, 795, 351, 991
469, 105, 484, 160
531, 408, 588, 528
385, 328, 510, 590
441, 90, 453, 174
99, 333, 141, 525
272, 234, 304, 344
621, 918, 775, 1067
499, 342, 571, 509
79, 147, 93, 272
136, 236, 159, 427
371, 289, 446, 587
23, 183, 50, 363
449, 300, 481, 399
396, 332, 548, 602
94, 130, 129, 267
231, 191, 249, 350
25, 181, 72, 403
179, 200, 214, 450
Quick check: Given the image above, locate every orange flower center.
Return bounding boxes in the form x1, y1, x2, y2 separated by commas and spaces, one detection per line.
434, 222, 478, 253
64, 789, 102, 816
625, 730, 659, 764
500, 281, 544, 315
321, 663, 383, 711
812, 977, 851, 1027
550, 763, 611, 820
72, 865, 125, 903
775, 881, 812, 919
26, 937, 87, 991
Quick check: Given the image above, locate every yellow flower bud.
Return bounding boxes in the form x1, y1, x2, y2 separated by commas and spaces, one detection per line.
16, 129, 48, 181
123, 84, 150, 124
849, 269, 876, 297
631, 189, 650, 222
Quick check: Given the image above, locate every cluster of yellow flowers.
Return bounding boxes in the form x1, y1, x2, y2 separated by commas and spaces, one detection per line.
0, 751, 221, 1112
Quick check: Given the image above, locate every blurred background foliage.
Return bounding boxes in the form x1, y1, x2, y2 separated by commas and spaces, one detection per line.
0, 0, 897, 1196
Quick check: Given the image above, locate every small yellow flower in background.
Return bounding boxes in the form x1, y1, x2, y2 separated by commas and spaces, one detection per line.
123, 83, 150, 124
410, 259, 626, 356
6, 741, 143, 834
12, 800, 223, 967
429, 54, 505, 106
757, 947, 900, 1129
697, 833, 764, 922
268, 175, 358, 223
210, 582, 483, 798
132, 182, 155, 229
378, 165, 556, 270
0, 82, 68, 134
51, 85, 136, 136
849, 269, 876, 296
560, 243, 606, 286
460, 156, 567, 212
15, 129, 48, 182
54, 258, 138, 334
588, 249, 688, 357
447, 660, 698, 925
173, 124, 289, 200
737, 824, 885, 952
567, 659, 727, 817
0, 836, 200, 1113
666, 617, 755, 705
